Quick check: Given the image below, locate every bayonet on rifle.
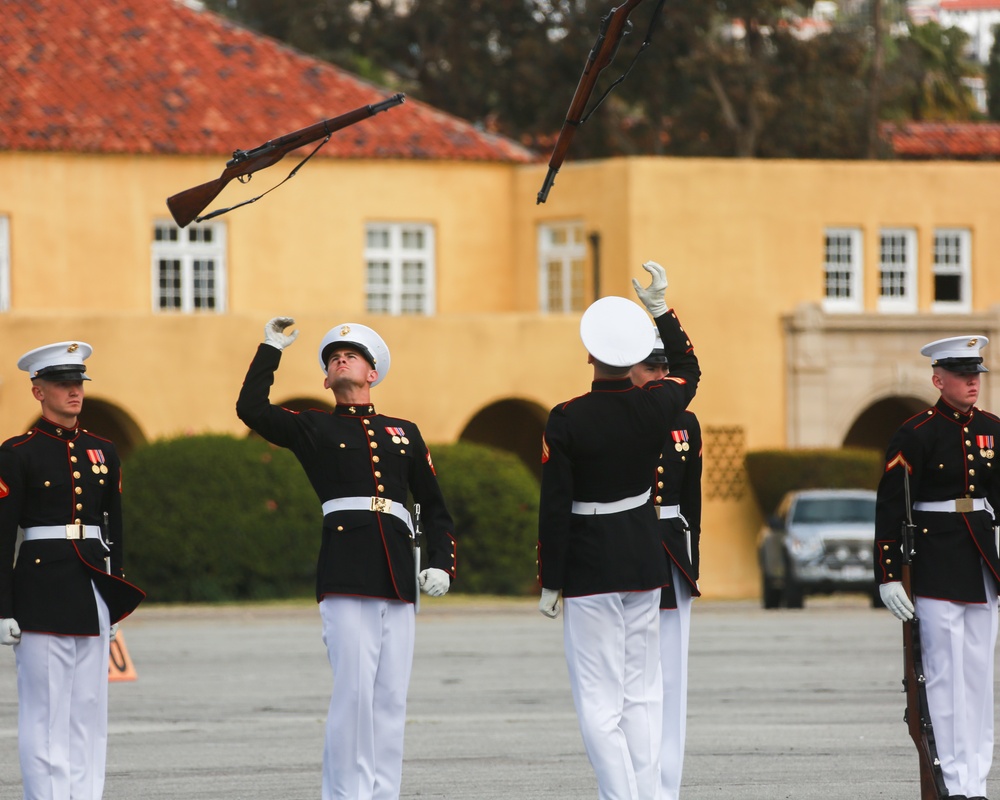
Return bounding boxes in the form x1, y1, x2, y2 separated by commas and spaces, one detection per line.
413, 503, 423, 615
166, 94, 405, 227
900, 469, 948, 800
536, 0, 665, 204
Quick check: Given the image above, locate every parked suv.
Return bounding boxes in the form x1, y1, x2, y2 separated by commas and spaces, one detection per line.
757, 488, 877, 609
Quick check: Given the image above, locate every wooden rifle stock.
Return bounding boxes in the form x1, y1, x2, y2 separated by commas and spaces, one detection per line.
537, 0, 647, 204
900, 473, 948, 799
166, 93, 406, 227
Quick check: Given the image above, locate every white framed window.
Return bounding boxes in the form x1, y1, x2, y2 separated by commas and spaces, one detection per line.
151, 220, 227, 313
931, 228, 971, 314
0, 215, 9, 312
822, 227, 863, 313
364, 223, 435, 315
538, 221, 586, 313
877, 228, 917, 313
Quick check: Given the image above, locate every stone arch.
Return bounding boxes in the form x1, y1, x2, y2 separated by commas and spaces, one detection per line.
459, 398, 549, 480
842, 395, 929, 455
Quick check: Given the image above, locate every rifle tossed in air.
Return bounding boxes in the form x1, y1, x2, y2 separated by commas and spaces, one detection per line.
900, 469, 948, 799
166, 93, 406, 228
536, 0, 665, 204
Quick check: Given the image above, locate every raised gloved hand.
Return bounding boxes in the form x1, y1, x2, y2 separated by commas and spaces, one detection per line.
631, 260, 668, 318
263, 317, 299, 350
879, 582, 914, 621
109, 623, 120, 642
539, 588, 561, 619
1, 618, 21, 646
419, 568, 450, 597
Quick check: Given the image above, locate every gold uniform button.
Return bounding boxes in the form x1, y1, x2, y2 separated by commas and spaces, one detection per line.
883, 545, 890, 550
655, 495, 662, 503
44, 481, 51, 487
970, 485, 976, 491
76, 503, 83, 510
374, 471, 381, 478
367, 429, 375, 437
363, 419, 371, 426
373, 456, 380, 463
967, 440, 973, 446
73, 471, 81, 479
370, 442, 378, 449
99, 480, 105, 486
657, 482, 664, 489
657, 466, 664, 474
337, 526, 344, 532
339, 443, 346, 449
378, 485, 385, 492
970, 469, 976, 476
70, 456, 77, 463
923, 528, 928, 533
968, 454, 975, 461
68, 442, 74, 449
886, 558, 892, 564
74, 518, 81, 524
74, 486, 82, 495
35, 558, 41, 564
888, 573, 894, 578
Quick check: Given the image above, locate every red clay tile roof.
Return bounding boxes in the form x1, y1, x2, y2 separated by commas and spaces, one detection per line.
880, 121, 1000, 159
1, 0, 536, 163
940, 0, 1000, 10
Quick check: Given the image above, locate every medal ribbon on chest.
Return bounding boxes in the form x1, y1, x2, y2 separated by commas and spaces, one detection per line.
385, 426, 409, 444
977, 435, 995, 459
87, 449, 109, 474
671, 429, 690, 452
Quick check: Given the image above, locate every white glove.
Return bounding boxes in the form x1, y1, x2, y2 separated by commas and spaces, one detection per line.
880, 582, 915, 622
539, 588, 561, 619
1, 618, 21, 646
419, 568, 450, 597
109, 623, 120, 642
631, 260, 668, 318
263, 316, 299, 350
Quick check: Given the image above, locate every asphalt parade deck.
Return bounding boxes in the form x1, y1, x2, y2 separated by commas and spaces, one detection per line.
0, 595, 983, 799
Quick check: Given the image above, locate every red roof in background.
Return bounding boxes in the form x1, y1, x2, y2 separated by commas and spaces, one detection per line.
940, 0, 1000, 10
880, 122, 1000, 159
0, 0, 536, 163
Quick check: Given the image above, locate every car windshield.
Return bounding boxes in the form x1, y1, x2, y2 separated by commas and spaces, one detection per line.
791, 497, 875, 525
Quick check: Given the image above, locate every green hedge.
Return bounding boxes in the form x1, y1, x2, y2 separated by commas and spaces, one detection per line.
123, 435, 318, 602
744, 448, 883, 518
429, 442, 540, 596
122, 435, 540, 602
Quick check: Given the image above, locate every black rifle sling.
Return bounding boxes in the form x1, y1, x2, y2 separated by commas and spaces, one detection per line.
195, 133, 333, 224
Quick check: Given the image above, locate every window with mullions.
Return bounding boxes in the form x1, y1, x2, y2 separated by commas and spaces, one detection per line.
364, 223, 435, 315
538, 221, 585, 313
877, 228, 917, 313
151, 221, 227, 313
932, 228, 971, 313
822, 228, 862, 313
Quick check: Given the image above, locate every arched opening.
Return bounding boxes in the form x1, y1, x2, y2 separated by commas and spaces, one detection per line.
30, 398, 146, 459
843, 396, 928, 455
460, 399, 549, 481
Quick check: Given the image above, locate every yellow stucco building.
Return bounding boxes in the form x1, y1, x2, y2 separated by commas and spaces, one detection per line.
5, 0, 1000, 600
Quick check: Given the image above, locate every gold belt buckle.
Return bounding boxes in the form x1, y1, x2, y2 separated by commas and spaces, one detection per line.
65, 523, 86, 540
370, 497, 392, 514
955, 498, 975, 513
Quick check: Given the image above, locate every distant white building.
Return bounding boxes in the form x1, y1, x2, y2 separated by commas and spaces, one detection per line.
938, 0, 1000, 63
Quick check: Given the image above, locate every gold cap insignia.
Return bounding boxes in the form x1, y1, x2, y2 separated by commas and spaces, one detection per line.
968, 338, 979, 347
67, 343, 79, 353
341, 325, 350, 336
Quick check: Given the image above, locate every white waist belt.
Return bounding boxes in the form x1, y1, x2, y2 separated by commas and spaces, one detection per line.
571, 490, 650, 516
23, 524, 105, 544
322, 496, 413, 534
657, 505, 689, 527
914, 498, 989, 514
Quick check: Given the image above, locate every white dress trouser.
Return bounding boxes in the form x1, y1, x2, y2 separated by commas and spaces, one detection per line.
915, 563, 998, 799
319, 596, 415, 800
15, 583, 111, 800
564, 589, 663, 800
660, 563, 693, 800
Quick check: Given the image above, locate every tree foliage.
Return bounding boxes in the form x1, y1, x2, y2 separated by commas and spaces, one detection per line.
204, 0, 987, 159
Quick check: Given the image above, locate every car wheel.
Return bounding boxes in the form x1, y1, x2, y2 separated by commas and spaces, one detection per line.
761, 574, 782, 610
782, 558, 804, 609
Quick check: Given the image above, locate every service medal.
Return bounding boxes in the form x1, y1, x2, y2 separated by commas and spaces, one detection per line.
989, 449, 996, 459
87, 449, 107, 475
675, 442, 684, 452
671, 429, 689, 453
392, 436, 401, 444
977, 435, 994, 459
92, 464, 101, 474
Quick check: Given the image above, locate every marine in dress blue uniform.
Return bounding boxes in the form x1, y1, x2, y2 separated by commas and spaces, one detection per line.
0, 341, 144, 800
537, 262, 700, 800
236, 318, 456, 800
630, 337, 703, 800
875, 335, 1000, 800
